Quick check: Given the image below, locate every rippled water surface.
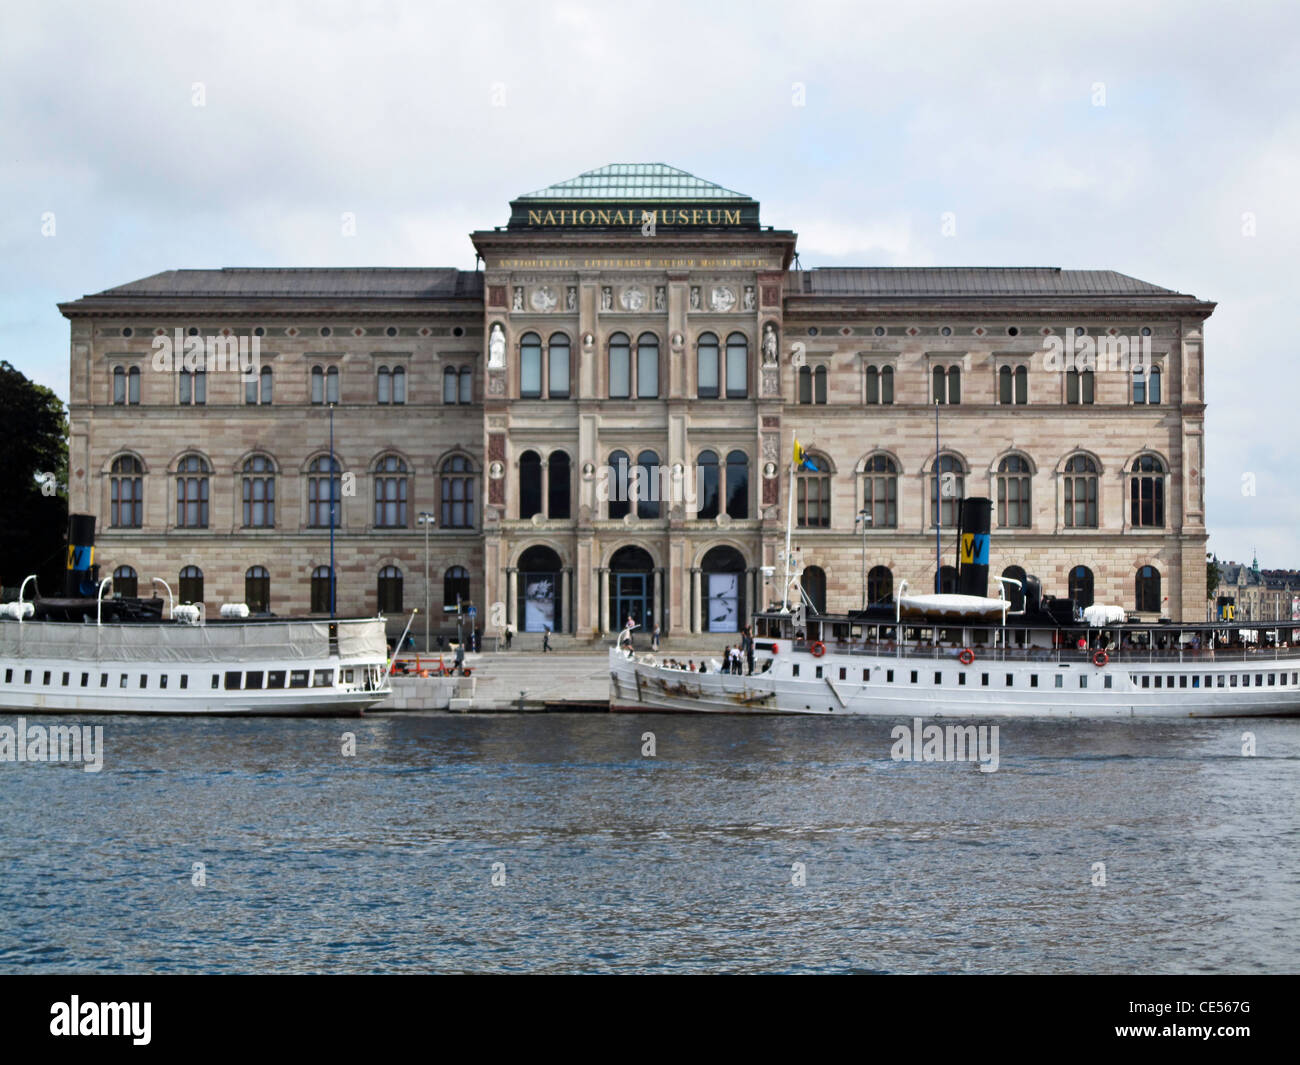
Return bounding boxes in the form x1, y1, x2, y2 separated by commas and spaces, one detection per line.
1, 711, 1297, 973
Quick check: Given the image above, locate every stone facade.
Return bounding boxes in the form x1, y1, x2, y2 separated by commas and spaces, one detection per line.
59, 165, 1215, 636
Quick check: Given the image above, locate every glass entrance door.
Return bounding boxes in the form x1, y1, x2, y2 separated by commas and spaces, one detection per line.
614, 573, 649, 632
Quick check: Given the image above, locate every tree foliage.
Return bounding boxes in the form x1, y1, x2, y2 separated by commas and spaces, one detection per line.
0, 361, 69, 592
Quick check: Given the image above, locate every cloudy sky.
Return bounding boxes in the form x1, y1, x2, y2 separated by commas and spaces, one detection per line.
2, 0, 1296, 565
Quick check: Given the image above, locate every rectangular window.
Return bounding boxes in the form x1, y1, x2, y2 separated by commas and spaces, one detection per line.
520, 352, 542, 398
1104, 676, 1113, 688
1230, 675, 1238, 687
210, 674, 219, 690
1030, 674, 1038, 687
839, 668, 846, 681
1256, 674, 1263, 687
862, 669, 870, 682
1155, 676, 1162, 688
80, 672, 88, 687
1180, 675, 1187, 688
698, 352, 719, 398
1268, 673, 1276, 686
119, 674, 127, 688
1217, 674, 1225, 687
959, 673, 967, 685
180, 674, 188, 690
815, 666, 823, 679
934, 672, 942, 685
637, 349, 659, 398
910, 671, 918, 684
3, 668, 9, 683
1005, 673, 1013, 687
1193, 676, 1200, 688
886, 670, 894, 683
313, 669, 334, 687
160, 675, 168, 689
1057, 675, 1065, 688
792, 664, 800, 678
139, 674, 148, 689
290, 670, 309, 689
726, 346, 747, 398
609, 351, 630, 398
1080, 675, 1088, 688
549, 349, 570, 398
224, 671, 242, 690
246, 671, 264, 689
981, 673, 989, 686
100, 673, 108, 688
61, 672, 69, 686
269, 670, 286, 689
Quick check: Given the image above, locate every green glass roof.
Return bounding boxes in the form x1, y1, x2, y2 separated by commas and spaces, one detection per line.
517, 163, 750, 201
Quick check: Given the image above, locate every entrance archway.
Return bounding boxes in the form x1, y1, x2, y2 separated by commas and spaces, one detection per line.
609, 545, 655, 633
701, 545, 746, 632
517, 545, 562, 633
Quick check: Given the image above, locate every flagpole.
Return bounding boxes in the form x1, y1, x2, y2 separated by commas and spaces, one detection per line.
934, 398, 941, 594
782, 457, 796, 612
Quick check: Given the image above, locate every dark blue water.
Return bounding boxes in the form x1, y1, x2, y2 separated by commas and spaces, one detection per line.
1, 712, 1296, 973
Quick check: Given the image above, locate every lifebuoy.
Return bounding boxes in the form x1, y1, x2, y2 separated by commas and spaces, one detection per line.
1093, 650, 1108, 668
809, 641, 826, 658
958, 648, 975, 666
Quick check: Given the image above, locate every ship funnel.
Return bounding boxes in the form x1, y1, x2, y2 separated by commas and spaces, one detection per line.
65, 514, 98, 597
955, 497, 992, 598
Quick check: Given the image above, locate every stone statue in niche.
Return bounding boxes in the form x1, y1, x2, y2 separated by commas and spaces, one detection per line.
601, 286, 613, 311
488, 322, 506, 369
512, 287, 523, 311
566, 286, 577, 311
654, 286, 665, 311
689, 286, 700, 311
743, 285, 756, 311
762, 323, 778, 365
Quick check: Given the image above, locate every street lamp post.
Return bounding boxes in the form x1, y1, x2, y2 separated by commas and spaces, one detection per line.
854, 507, 872, 610
418, 512, 435, 652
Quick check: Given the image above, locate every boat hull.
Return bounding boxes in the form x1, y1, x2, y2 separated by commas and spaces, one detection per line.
609, 649, 1300, 719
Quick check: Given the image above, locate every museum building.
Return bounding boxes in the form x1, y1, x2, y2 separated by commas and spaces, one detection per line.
59, 163, 1216, 638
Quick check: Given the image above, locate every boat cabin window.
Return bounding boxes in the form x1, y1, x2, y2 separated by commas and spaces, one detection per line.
100, 673, 108, 688
225, 671, 241, 690
1230, 675, 1238, 687
211, 675, 219, 689
981, 673, 989, 686
139, 674, 147, 689
61, 672, 69, 686
344, 669, 355, 684
934, 672, 942, 684
313, 669, 333, 687
119, 674, 127, 688
269, 671, 286, 689
1005, 674, 1013, 687
815, 666, 823, 679
1080, 676, 1088, 688
43, 671, 51, 685
886, 669, 894, 682
1141, 676, 1149, 688
792, 664, 800, 678
246, 671, 264, 690
160, 675, 168, 689
1217, 675, 1225, 688
959, 673, 967, 685
3, 669, 9, 683
1055, 675, 1064, 688
1256, 674, 1264, 687
1179, 676, 1187, 688
1104, 676, 1113, 688
24, 670, 32, 684
1030, 675, 1038, 687
290, 670, 309, 688
910, 671, 918, 684
180, 675, 188, 690
1269, 674, 1276, 686
80, 673, 88, 687
862, 669, 870, 682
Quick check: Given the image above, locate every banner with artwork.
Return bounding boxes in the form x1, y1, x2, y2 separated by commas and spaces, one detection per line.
707, 573, 739, 632
523, 575, 555, 632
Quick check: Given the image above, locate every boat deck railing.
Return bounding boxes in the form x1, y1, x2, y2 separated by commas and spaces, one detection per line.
789, 641, 1300, 666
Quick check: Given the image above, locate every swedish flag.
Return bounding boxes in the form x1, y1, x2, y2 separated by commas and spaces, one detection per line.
793, 437, 818, 471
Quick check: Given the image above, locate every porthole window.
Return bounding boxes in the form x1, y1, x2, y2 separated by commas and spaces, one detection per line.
253, 326, 265, 337
1141, 326, 1152, 336
188, 326, 199, 336
874, 326, 885, 336
320, 326, 332, 337
807, 327, 819, 336
1074, 326, 1086, 336
940, 326, 952, 337
1006, 326, 1018, 336
452, 326, 465, 337
122, 327, 133, 338
386, 326, 398, 337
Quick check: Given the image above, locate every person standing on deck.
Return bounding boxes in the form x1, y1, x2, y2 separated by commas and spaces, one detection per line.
742, 626, 754, 675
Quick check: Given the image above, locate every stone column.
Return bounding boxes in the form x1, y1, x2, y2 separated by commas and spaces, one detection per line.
563, 568, 573, 633
539, 460, 549, 518
653, 567, 663, 631
598, 567, 609, 635
506, 568, 518, 629
691, 567, 702, 634
746, 567, 757, 622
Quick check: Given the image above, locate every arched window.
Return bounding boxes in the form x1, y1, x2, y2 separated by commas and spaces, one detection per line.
440, 455, 475, 528
799, 365, 827, 404
260, 365, 273, 404
934, 365, 961, 404
310, 566, 332, 614
1134, 365, 1162, 404
725, 332, 748, 398
127, 366, 140, 404
998, 365, 1012, 405
175, 455, 209, 528
635, 449, 661, 519
179, 565, 203, 605
245, 566, 270, 614
801, 566, 827, 614
697, 450, 719, 519
1064, 455, 1099, 528
697, 333, 719, 398
938, 565, 960, 594
242, 455, 275, 528
373, 454, 409, 528
113, 366, 125, 404
113, 565, 138, 598
861, 454, 898, 528
1136, 565, 1161, 613
931, 454, 965, 528
867, 565, 893, 605
326, 366, 339, 403
377, 366, 391, 404
392, 365, 406, 404
637, 333, 660, 398
999, 365, 1027, 404
1015, 366, 1027, 404
866, 364, 894, 405
459, 367, 472, 404
377, 565, 402, 613
997, 455, 1031, 528
312, 365, 324, 404
1001, 565, 1027, 611
443, 366, 458, 404
548, 451, 571, 520
110, 455, 143, 528
1067, 369, 1094, 404
1148, 366, 1161, 403
306, 456, 341, 528
520, 332, 542, 398
1130, 455, 1166, 527
796, 455, 831, 528
608, 333, 631, 399
726, 450, 749, 519
518, 450, 542, 519
1069, 565, 1094, 608
606, 450, 630, 520
248, 365, 272, 404
444, 566, 470, 611
180, 366, 205, 405
549, 334, 570, 398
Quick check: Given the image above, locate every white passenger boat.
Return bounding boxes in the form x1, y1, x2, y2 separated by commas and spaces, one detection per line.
609, 496, 1300, 719
0, 516, 393, 716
